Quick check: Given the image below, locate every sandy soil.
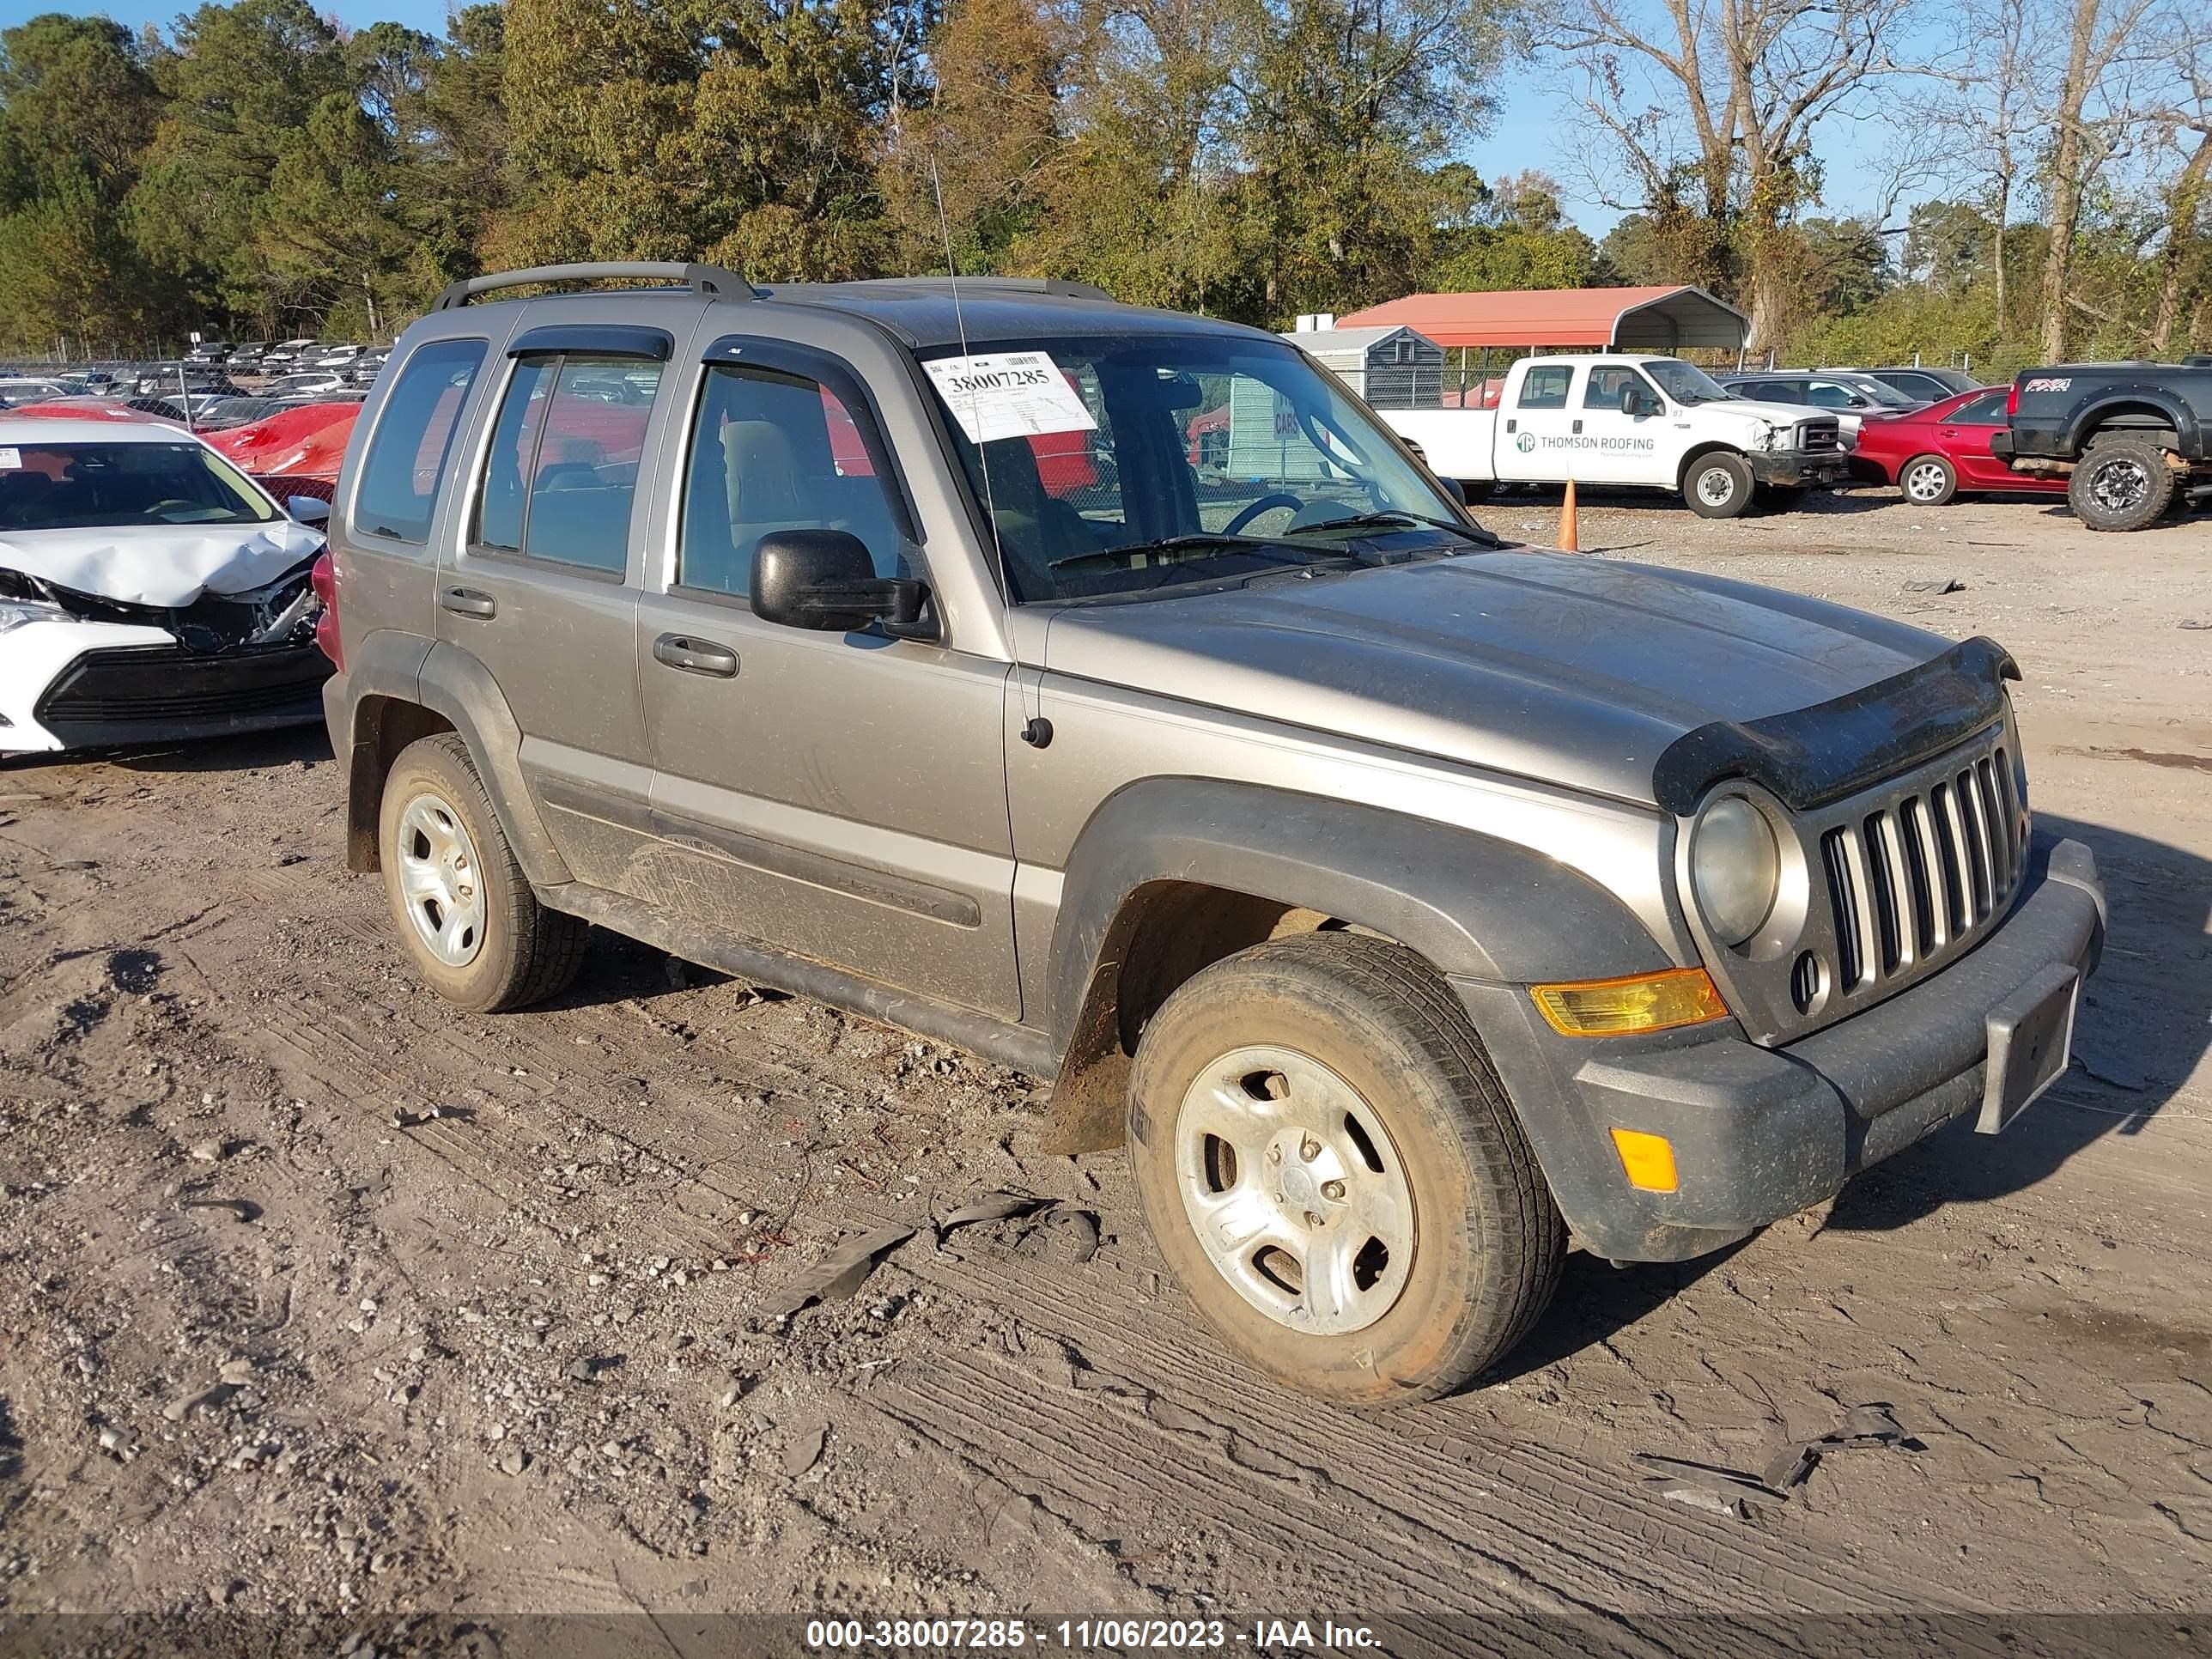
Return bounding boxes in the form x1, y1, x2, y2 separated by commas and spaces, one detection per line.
2, 484, 2209, 1652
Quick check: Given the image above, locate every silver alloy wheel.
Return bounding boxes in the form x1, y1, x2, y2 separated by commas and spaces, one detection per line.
395, 791, 488, 968
1904, 459, 1950, 502
1696, 465, 1737, 507
2090, 456, 2150, 513
1173, 1044, 1415, 1336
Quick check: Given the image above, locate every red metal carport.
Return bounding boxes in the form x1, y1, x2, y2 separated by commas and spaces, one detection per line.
1335, 286, 1748, 351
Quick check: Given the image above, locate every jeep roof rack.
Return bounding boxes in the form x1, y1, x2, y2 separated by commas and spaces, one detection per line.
431, 262, 759, 312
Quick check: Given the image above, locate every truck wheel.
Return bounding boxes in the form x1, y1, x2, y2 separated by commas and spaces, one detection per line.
1127, 933, 1565, 1406
2069, 434, 2175, 531
1900, 454, 1957, 506
378, 733, 587, 1012
1683, 453, 1753, 519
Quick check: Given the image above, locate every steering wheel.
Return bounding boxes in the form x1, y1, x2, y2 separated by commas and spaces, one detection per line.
1224, 492, 1304, 535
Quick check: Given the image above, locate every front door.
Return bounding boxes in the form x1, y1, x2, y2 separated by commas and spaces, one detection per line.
634, 335, 1021, 1020
1576, 364, 1675, 485
1494, 361, 1580, 483
438, 314, 687, 895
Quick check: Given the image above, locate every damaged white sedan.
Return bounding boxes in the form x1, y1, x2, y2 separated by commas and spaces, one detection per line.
0, 417, 331, 757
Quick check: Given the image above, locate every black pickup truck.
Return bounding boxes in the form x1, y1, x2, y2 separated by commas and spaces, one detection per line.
1993, 355, 2212, 530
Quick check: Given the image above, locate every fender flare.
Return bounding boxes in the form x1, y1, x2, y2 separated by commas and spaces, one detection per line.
2063, 390, 2198, 457
1048, 780, 1671, 1045
1034, 779, 1673, 1153
411, 641, 573, 886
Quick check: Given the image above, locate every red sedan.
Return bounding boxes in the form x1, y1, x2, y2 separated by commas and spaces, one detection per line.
1850, 386, 2068, 505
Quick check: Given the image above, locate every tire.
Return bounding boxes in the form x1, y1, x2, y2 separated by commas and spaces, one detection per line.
1455, 479, 1495, 504
378, 733, 587, 1012
1899, 454, 1958, 506
2069, 434, 2175, 532
1126, 933, 1565, 1407
1682, 452, 1753, 519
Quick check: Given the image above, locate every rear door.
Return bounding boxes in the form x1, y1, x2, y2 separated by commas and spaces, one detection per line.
1938, 391, 2019, 488
1494, 362, 1579, 482
437, 301, 694, 894
633, 323, 1021, 1020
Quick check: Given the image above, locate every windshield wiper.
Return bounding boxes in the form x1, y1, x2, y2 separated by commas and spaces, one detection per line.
1285, 509, 1499, 547
1048, 532, 1349, 570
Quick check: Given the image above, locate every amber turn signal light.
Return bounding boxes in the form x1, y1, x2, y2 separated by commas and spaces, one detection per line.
1608, 1127, 1680, 1193
1528, 967, 1729, 1036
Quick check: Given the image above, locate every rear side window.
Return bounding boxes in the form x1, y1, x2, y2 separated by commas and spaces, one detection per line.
1518, 366, 1572, 410
353, 338, 486, 542
471, 353, 662, 574
1954, 392, 2006, 424
678, 364, 907, 598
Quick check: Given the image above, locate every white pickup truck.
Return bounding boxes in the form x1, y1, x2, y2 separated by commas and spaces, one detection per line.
1375, 354, 1850, 520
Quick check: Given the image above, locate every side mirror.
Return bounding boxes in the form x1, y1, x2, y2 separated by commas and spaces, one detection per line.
288, 495, 331, 526
1620, 385, 1659, 416
751, 529, 930, 636
1846, 395, 1870, 409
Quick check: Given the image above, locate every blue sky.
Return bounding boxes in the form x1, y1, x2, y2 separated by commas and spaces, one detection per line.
8, 0, 1911, 243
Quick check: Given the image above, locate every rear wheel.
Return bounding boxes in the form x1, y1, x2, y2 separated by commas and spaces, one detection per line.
1127, 934, 1565, 1406
1683, 452, 1753, 519
378, 734, 586, 1012
1900, 454, 1958, 506
2069, 434, 2175, 532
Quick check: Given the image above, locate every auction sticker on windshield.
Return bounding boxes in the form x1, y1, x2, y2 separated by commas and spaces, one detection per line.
0, 447, 20, 470
926, 352, 1098, 446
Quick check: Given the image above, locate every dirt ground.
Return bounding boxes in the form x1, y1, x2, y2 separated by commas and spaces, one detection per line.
2, 484, 2209, 1654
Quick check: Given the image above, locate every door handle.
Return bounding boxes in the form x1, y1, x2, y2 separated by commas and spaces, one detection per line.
440, 586, 497, 619
654, 634, 738, 678
1571, 418, 1583, 434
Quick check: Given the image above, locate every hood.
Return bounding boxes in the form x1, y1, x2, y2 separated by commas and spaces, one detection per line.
0, 517, 325, 608
1043, 551, 1951, 808
204, 402, 359, 482
1707, 396, 1821, 428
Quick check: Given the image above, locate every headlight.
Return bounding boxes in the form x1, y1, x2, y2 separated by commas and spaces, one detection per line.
1690, 796, 1780, 945
0, 599, 68, 637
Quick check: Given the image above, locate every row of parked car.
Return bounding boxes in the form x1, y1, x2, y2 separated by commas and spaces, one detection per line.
188, 338, 391, 380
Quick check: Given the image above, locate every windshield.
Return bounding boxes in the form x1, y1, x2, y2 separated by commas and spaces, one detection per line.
1643, 360, 1734, 404
922, 333, 1472, 602
1849, 376, 1920, 408
0, 441, 276, 530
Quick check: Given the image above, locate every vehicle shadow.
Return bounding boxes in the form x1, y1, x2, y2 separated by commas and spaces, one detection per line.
1473, 482, 1899, 523
1492, 809, 2208, 1382
1, 723, 333, 775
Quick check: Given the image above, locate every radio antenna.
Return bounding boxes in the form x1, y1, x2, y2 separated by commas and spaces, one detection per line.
930, 154, 1007, 599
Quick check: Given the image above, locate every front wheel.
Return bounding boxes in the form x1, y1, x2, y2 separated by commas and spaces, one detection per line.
2069, 434, 2176, 532
1683, 452, 1753, 519
1127, 934, 1565, 1406
1900, 454, 1958, 506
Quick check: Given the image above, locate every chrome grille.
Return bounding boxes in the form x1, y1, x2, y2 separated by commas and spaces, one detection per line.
1818, 741, 2026, 1001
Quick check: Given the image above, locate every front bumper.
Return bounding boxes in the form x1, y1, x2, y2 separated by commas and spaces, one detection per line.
1456, 836, 2106, 1262
1749, 448, 1850, 488
1, 617, 329, 755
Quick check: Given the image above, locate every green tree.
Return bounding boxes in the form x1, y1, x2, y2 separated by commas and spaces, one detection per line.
496, 0, 910, 281
128, 0, 351, 331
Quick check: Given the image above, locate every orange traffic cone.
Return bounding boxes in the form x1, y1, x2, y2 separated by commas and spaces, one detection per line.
1558, 477, 1581, 552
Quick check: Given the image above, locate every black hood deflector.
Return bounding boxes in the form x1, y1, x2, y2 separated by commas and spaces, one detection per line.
1651, 635, 2019, 816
